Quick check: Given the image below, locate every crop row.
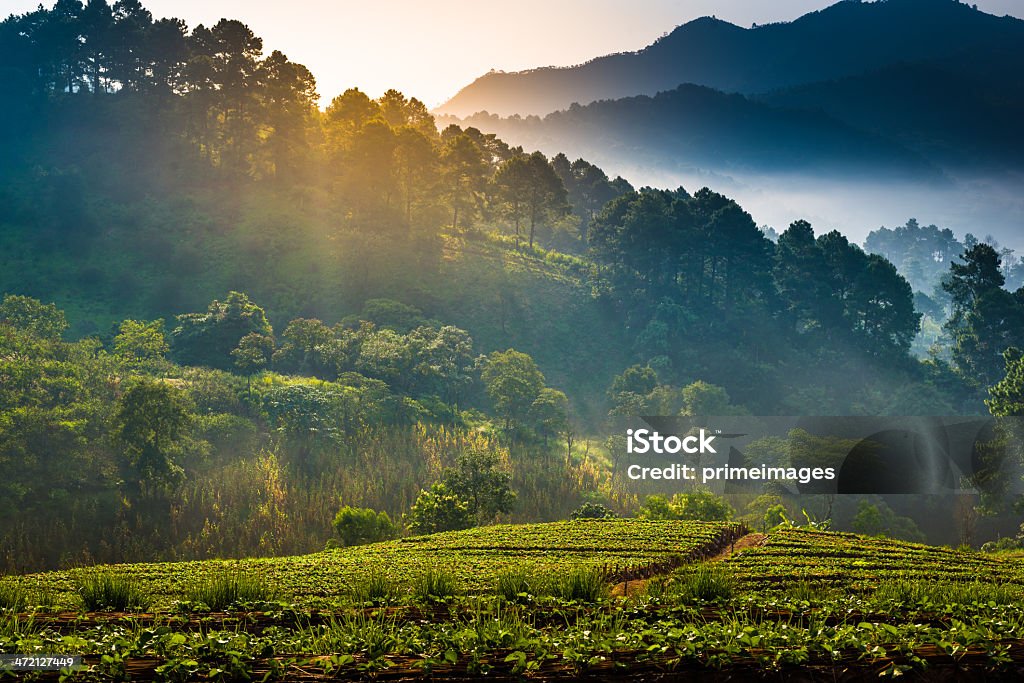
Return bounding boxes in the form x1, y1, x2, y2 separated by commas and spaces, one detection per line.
725, 529, 1024, 590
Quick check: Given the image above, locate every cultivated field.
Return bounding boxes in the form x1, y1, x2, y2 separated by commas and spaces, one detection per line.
3, 520, 1024, 680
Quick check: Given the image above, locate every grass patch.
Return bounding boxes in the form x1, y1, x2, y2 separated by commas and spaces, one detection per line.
413, 568, 461, 602
551, 566, 608, 602
676, 564, 734, 602
185, 571, 279, 611
346, 573, 400, 605
0, 581, 27, 612
494, 567, 547, 602
77, 572, 150, 611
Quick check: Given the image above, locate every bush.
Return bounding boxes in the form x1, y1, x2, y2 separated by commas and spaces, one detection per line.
638, 490, 734, 521
77, 572, 149, 611
332, 504, 398, 547
570, 502, 617, 520
185, 571, 278, 610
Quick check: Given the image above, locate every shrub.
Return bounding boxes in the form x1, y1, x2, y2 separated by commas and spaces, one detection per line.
332, 504, 398, 547
570, 502, 617, 520
638, 489, 734, 521
186, 571, 278, 610
77, 572, 149, 611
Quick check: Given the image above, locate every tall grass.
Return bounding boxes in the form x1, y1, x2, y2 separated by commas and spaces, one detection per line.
675, 564, 734, 602
0, 580, 27, 612
413, 568, 461, 602
185, 571, 279, 610
872, 576, 1023, 607
346, 573, 400, 605
494, 567, 547, 601
551, 566, 608, 602
77, 572, 150, 611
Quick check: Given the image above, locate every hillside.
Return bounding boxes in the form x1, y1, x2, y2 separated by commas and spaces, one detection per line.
4, 521, 1024, 680
437, 0, 1024, 118
450, 84, 940, 179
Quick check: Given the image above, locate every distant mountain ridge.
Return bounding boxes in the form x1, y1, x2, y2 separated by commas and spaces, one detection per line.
437, 0, 1024, 118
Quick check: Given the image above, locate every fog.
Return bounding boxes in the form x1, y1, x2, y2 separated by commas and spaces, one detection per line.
606, 164, 1024, 252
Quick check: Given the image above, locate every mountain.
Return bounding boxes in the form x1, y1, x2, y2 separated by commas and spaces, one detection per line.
449, 84, 939, 180
437, 0, 1024, 118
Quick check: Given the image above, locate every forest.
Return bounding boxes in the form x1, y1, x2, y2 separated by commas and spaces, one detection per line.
2, 0, 1024, 574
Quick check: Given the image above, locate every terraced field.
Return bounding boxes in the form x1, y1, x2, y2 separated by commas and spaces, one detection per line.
727, 528, 1024, 592
3, 521, 1024, 681
9, 520, 742, 610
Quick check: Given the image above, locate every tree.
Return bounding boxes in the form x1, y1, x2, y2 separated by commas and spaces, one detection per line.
481, 349, 545, 432
332, 504, 398, 547
943, 244, 1024, 392
441, 446, 515, 522
232, 332, 274, 395
494, 151, 569, 248
988, 348, 1024, 416
529, 387, 569, 445
114, 319, 168, 363
0, 294, 68, 339
850, 499, 925, 542
170, 291, 273, 370
116, 379, 192, 495
681, 381, 744, 416
407, 482, 474, 534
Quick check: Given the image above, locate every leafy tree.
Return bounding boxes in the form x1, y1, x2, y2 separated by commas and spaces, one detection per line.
332, 504, 398, 547
272, 318, 332, 375
988, 348, 1024, 416
232, 332, 274, 395
481, 349, 545, 432
529, 387, 569, 444
116, 379, 192, 495
681, 381, 745, 416
943, 244, 1024, 392
441, 446, 515, 522
0, 294, 68, 339
850, 499, 925, 542
114, 319, 168, 363
170, 292, 273, 370
407, 483, 474, 534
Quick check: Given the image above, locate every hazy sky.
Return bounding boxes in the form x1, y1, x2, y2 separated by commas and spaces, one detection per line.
2, 0, 1022, 107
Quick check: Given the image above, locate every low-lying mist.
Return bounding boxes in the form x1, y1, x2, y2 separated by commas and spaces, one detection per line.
607, 164, 1024, 251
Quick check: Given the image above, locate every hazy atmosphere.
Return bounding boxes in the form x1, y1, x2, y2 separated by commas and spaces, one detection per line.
1, 0, 1021, 105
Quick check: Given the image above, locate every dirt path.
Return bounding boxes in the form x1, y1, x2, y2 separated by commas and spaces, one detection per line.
611, 532, 768, 597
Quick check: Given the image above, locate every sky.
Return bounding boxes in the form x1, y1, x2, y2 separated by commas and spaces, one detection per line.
2, 0, 1022, 107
